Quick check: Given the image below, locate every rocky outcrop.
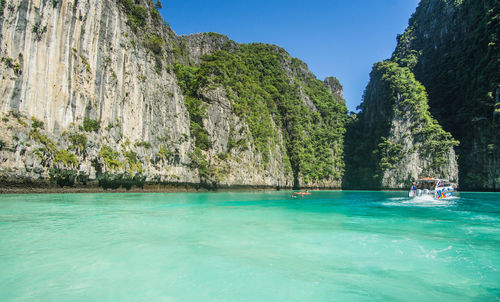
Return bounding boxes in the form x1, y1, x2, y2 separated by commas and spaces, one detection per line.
323, 76, 343, 100
390, 0, 499, 190
344, 0, 497, 191
343, 61, 458, 189
176, 32, 237, 65
0, 0, 346, 190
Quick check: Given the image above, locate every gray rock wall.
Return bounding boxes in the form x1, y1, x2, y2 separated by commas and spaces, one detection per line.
0, 0, 198, 184
0, 0, 297, 188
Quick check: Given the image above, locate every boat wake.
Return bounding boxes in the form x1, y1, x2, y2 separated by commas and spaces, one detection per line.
383, 195, 458, 207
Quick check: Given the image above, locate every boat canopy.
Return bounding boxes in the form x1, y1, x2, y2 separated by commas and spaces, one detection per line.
415, 178, 452, 189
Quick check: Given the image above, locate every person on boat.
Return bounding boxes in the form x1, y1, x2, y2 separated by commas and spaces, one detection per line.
410, 182, 417, 196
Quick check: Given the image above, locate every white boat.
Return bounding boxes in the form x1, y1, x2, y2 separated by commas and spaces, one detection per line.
408, 178, 455, 199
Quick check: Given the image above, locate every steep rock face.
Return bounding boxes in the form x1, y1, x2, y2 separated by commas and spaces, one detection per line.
173, 43, 347, 188
176, 32, 237, 65
194, 85, 292, 188
323, 76, 343, 100
391, 0, 499, 190
344, 62, 458, 189
0, 0, 346, 189
0, 0, 198, 187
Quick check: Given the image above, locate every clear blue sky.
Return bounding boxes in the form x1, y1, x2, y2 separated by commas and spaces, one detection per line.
159, 0, 420, 112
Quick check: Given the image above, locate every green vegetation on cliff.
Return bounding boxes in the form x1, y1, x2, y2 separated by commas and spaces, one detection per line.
344, 61, 458, 189
174, 43, 347, 187
390, 0, 499, 189
173, 64, 210, 151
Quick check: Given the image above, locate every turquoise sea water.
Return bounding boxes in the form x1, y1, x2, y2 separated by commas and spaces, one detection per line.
0, 191, 498, 301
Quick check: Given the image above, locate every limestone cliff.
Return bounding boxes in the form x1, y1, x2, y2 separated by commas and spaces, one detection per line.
0, 0, 347, 190
344, 0, 498, 191
343, 61, 458, 189
390, 0, 499, 190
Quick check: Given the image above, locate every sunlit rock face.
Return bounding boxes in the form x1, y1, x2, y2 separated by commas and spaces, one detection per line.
0, 0, 347, 189
343, 62, 458, 190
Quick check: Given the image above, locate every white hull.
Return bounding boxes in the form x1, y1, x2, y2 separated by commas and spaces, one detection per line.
409, 187, 454, 199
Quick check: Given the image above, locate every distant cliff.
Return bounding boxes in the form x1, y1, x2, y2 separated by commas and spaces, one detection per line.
343, 62, 458, 189
0, 0, 347, 190
345, 0, 498, 190
390, 0, 499, 190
